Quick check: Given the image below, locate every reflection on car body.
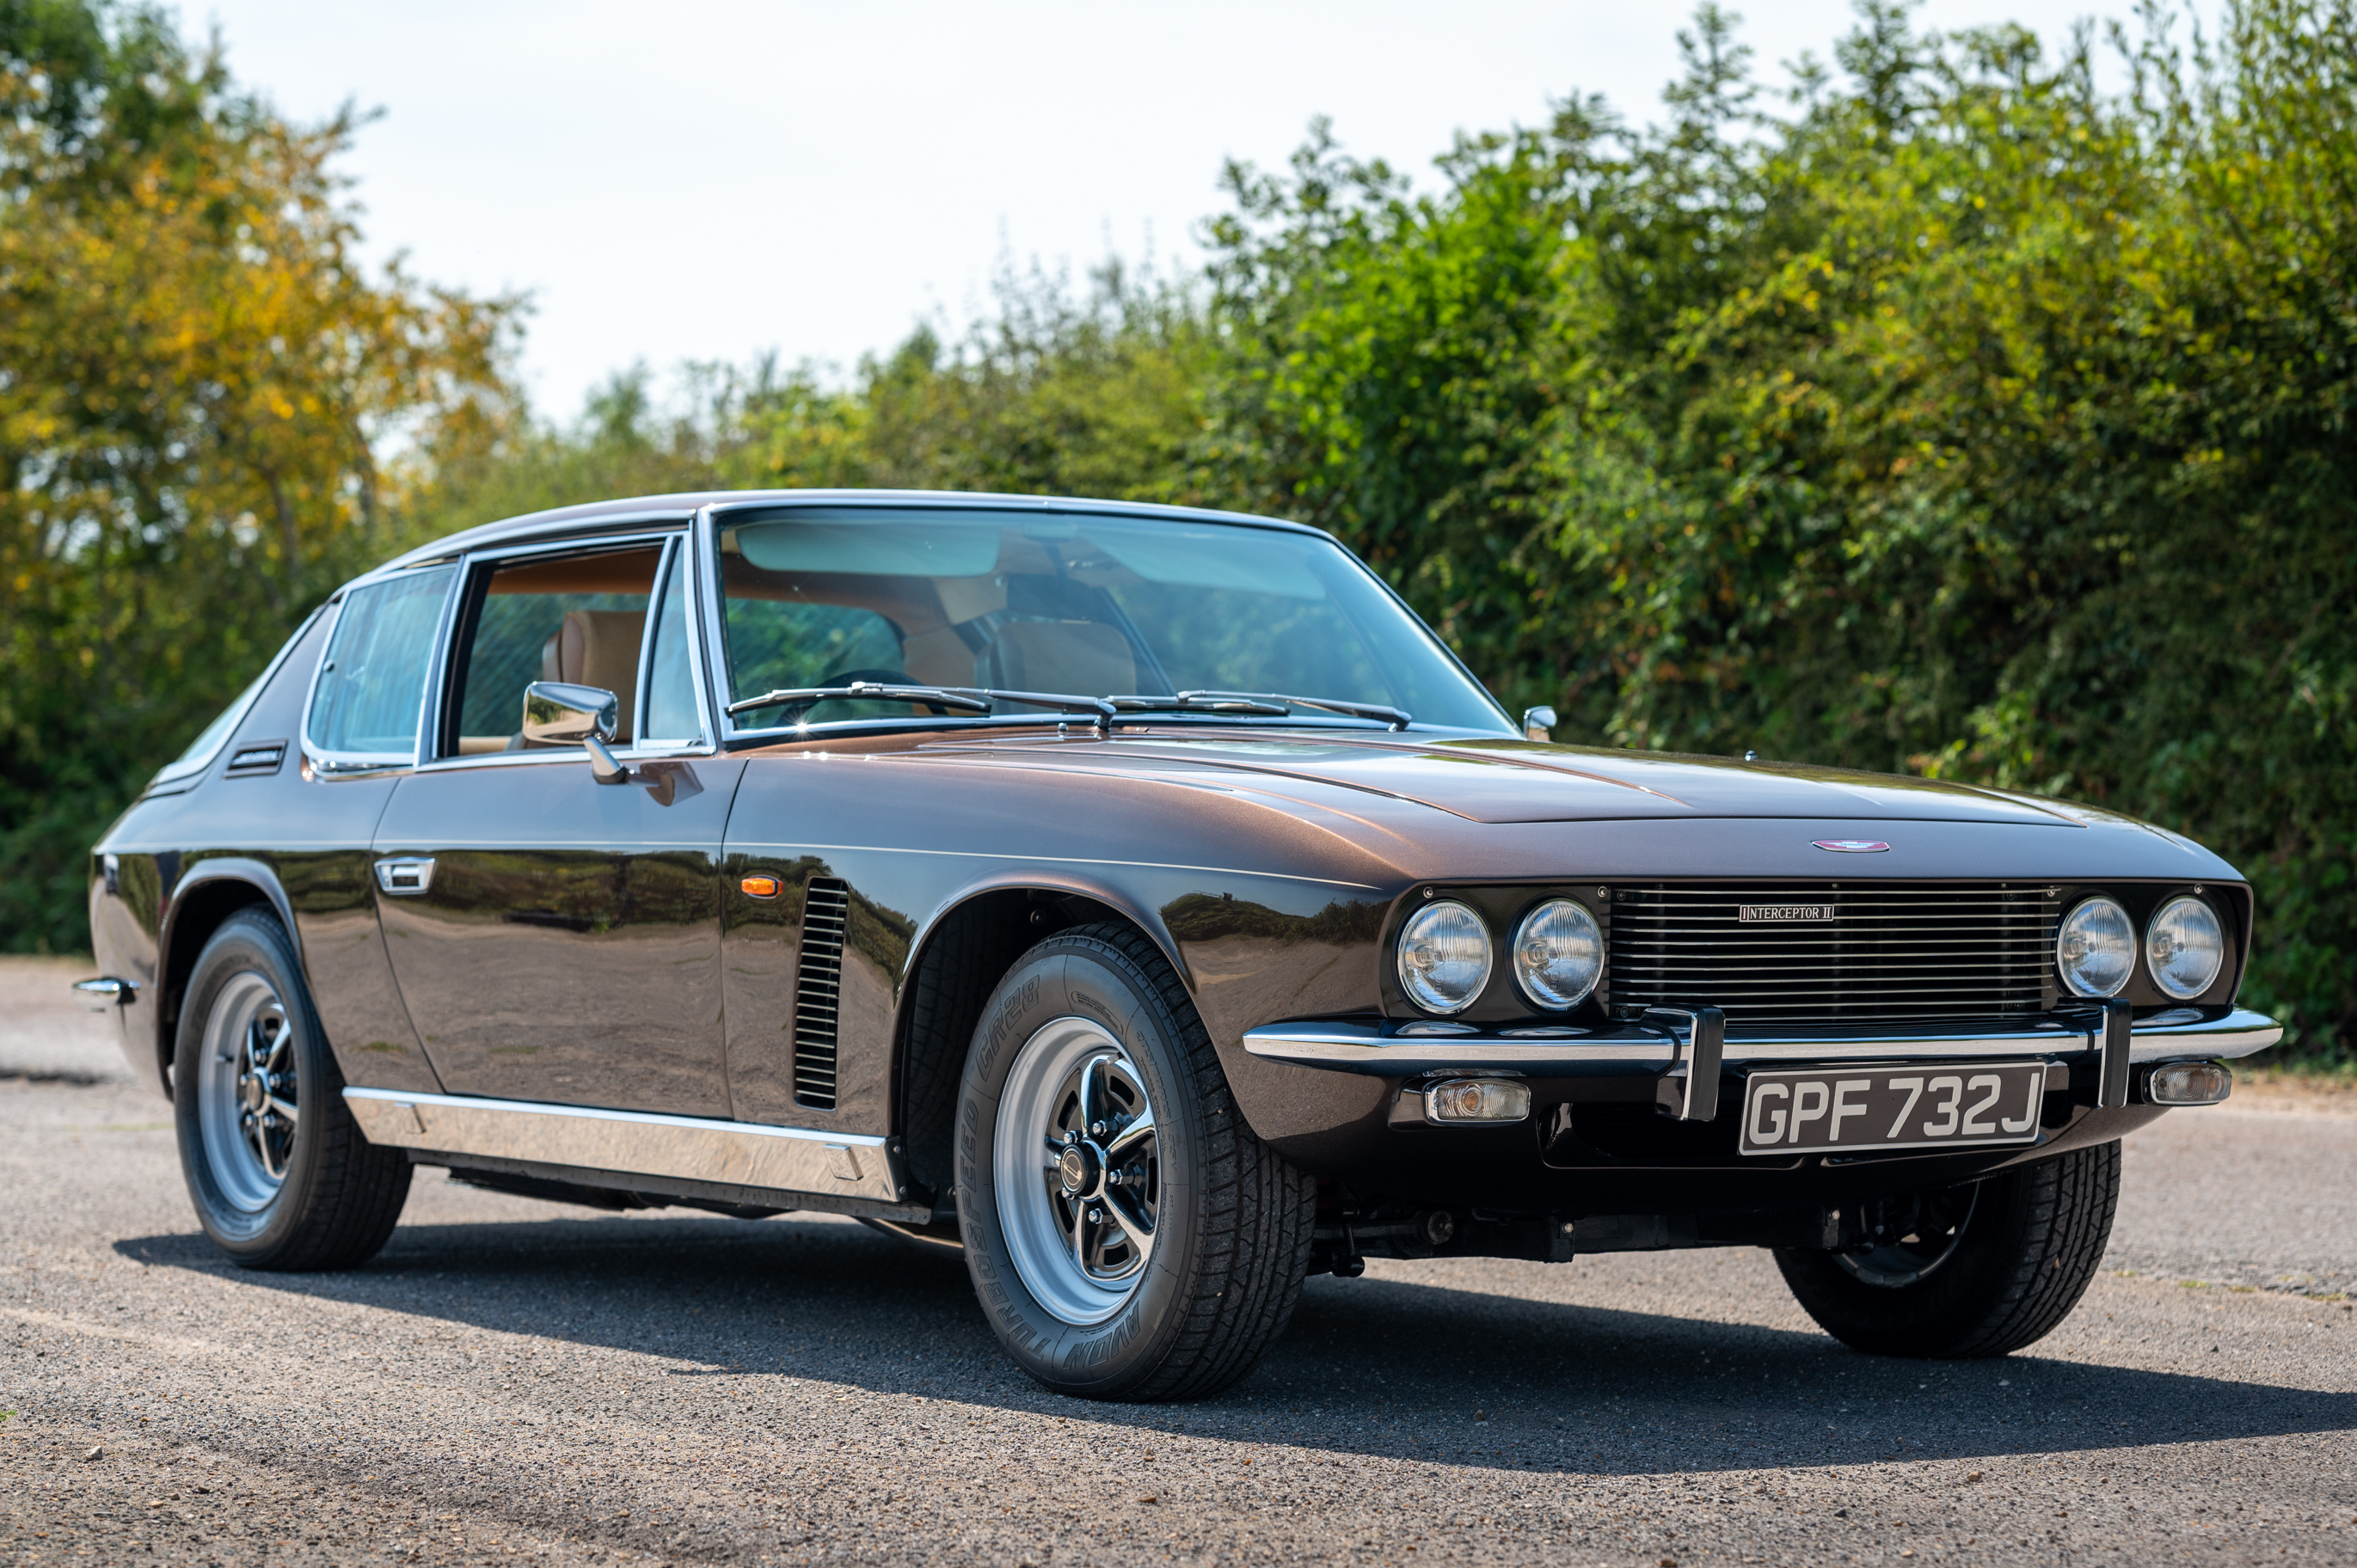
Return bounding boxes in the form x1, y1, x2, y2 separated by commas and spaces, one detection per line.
83, 490, 2279, 1400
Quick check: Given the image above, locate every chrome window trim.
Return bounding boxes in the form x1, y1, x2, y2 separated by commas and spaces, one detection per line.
1240, 1006, 2285, 1077
696, 497, 1518, 745
423, 526, 711, 767
298, 565, 464, 775
633, 533, 717, 751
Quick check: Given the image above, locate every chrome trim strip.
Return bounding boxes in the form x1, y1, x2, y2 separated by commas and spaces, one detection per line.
1239, 1007, 2283, 1077
343, 1089, 905, 1204
2126, 1006, 2282, 1061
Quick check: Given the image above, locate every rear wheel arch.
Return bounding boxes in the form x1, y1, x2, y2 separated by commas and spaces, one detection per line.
157, 863, 300, 1098
892, 882, 1191, 1208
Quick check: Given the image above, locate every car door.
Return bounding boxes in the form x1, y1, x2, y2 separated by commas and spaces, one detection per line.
371, 533, 746, 1116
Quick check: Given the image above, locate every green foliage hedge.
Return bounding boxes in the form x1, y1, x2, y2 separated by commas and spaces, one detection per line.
7, 0, 2350, 1061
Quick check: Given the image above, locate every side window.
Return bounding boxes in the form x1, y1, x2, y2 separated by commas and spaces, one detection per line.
639, 543, 707, 745
445, 545, 661, 756
306, 567, 456, 763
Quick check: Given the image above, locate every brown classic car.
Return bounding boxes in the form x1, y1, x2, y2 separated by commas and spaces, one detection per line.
80, 491, 2278, 1400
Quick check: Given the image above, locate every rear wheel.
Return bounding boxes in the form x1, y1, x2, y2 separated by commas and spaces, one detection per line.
955, 924, 1316, 1400
1776, 1141, 2121, 1357
174, 910, 412, 1269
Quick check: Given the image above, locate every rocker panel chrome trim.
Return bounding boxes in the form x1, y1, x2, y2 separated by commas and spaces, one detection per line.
343, 1088, 905, 1204
1240, 1007, 2284, 1077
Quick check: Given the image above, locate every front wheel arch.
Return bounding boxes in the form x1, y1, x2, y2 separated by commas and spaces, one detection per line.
892, 882, 1190, 1209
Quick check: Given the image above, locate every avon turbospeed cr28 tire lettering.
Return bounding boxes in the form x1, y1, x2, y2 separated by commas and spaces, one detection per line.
955, 923, 1315, 1400
174, 910, 412, 1270
1775, 1140, 2121, 1357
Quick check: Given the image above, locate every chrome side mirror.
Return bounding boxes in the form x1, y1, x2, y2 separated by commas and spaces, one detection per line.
522, 681, 629, 783
1522, 705, 1556, 743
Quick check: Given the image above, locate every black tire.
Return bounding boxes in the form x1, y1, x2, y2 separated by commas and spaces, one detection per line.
954, 923, 1316, 1400
1776, 1141, 2121, 1357
173, 909, 412, 1269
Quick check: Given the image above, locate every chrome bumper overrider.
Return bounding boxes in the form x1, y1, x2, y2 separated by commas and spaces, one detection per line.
343, 1088, 912, 1210
1240, 1007, 2284, 1077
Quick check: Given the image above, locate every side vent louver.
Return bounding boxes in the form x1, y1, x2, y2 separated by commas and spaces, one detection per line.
793, 878, 850, 1109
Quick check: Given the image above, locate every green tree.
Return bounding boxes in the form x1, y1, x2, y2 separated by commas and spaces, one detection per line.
0, 0, 514, 948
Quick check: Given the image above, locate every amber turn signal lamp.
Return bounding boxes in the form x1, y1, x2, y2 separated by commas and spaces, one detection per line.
740, 875, 782, 899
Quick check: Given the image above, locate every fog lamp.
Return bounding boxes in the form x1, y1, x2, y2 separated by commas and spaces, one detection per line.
1423, 1078, 1531, 1124
2145, 1060, 2232, 1106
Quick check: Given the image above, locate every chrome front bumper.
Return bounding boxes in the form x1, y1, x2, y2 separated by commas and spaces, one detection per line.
1241, 1007, 2283, 1078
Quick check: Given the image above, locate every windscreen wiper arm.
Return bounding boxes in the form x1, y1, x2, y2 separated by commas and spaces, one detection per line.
1108, 695, 1292, 717
725, 683, 991, 718
726, 682, 1119, 732
1174, 690, 1412, 731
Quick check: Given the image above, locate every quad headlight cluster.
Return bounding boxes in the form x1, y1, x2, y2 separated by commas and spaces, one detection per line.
1396, 897, 1603, 1014
2056, 894, 2225, 1001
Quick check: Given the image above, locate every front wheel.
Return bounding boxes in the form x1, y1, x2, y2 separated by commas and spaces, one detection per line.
1775, 1141, 2121, 1357
174, 910, 412, 1269
955, 924, 1316, 1400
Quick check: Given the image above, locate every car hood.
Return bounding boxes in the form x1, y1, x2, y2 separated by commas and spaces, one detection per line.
954, 732, 2099, 828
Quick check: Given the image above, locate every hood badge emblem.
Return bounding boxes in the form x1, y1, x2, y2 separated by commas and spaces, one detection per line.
1813, 839, 1890, 853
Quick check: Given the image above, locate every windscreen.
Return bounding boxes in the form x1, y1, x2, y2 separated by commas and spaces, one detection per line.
715, 508, 1508, 732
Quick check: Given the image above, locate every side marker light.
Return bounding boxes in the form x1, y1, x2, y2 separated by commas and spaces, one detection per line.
740, 875, 783, 899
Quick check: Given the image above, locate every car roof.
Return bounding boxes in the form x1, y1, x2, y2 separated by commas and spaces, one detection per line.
374, 488, 1335, 574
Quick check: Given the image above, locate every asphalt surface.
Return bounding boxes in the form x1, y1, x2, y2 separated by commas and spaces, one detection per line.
3, 956, 2353, 1565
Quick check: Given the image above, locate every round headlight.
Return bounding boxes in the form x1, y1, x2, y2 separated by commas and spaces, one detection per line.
1512, 898, 1604, 1010
1397, 900, 1493, 1014
2146, 895, 2225, 1000
2057, 897, 2135, 998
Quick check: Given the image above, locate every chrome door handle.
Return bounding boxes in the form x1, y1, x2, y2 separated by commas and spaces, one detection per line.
373, 857, 437, 896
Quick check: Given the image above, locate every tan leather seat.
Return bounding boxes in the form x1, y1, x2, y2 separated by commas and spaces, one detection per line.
540, 609, 645, 742
981, 621, 1135, 695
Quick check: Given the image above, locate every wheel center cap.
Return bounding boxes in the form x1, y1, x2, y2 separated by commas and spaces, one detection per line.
241, 1073, 267, 1113
1057, 1142, 1102, 1198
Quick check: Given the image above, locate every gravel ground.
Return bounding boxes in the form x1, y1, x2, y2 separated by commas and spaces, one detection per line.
3, 957, 2353, 1566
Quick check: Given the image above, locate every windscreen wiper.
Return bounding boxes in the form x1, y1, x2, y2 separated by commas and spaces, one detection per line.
727, 683, 1407, 735
726, 682, 1118, 732
1170, 690, 1412, 730
726, 683, 991, 719
1108, 695, 1292, 718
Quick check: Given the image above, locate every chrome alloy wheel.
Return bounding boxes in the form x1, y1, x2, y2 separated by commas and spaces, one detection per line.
993, 1017, 1160, 1326
197, 971, 299, 1212
1836, 1186, 1980, 1289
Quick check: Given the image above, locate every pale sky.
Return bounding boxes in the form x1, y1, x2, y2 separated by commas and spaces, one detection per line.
192, 1, 2165, 420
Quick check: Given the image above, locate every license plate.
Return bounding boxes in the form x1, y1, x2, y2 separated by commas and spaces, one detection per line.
1738, 1062, 2048, 1155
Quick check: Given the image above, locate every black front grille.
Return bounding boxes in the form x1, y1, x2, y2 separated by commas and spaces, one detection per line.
792, 878, 850, 1108
1605, 881, 2058, 1027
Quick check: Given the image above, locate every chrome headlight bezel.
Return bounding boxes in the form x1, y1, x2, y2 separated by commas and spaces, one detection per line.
1396, 899, 1494, 1015
2056, 895, 2136, 999
1511, 897, 1605, 1011
2145, 894, 2225, 1001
